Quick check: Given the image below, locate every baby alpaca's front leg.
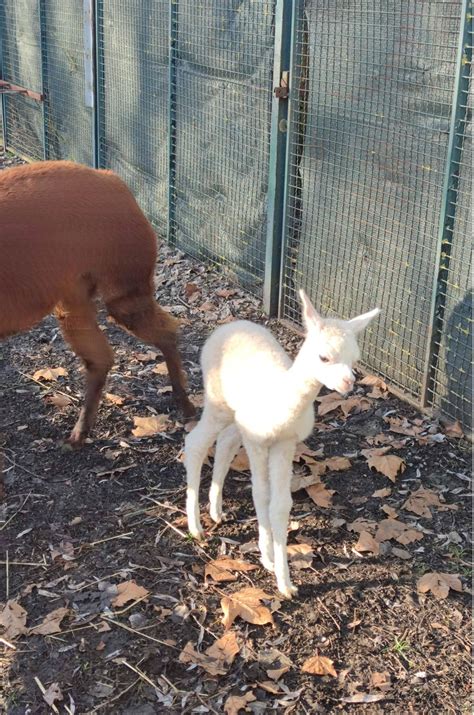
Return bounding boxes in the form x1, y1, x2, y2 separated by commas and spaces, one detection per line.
268, 441, 298, 598
242, 437, 274, 572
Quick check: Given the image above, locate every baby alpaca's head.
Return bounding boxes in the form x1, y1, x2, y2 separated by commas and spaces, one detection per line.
299, 289, 380, 395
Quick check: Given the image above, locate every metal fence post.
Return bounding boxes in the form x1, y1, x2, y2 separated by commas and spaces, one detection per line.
0, 5, 7, 150
263, 0, 294, 316
421, 0, 472, 406
38, 0, 49, 159
168, 0, 178, 247
83, 0, 98, 168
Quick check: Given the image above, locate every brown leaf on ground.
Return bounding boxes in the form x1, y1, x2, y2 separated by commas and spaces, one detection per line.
111, 580, 149, 607
361, 445, 391, 458
372, 487, 392, 498
355, 531, 380, 555
136, 350, 158, 362
105, 392, 125, 405
206, 631, 240, 665
132, 414, 170, 437
417, 572, 463, 599
29, 607, 69, 636
33, 366, 68, 381
293, 442, 324, 464
386, 416, 422, 437
208, 445, 250, 473
152, 362, 169, 375
302, 654, 337, 677
370, 671, 391, 691
0, 600, 28, 639
318, 394, 371, 417
43, 682, 63, 707
287, 543, 314, 569
45, 393, 73, 408
360, 374, 389, 398
443, 419, 464, 439
375, 518, 423, 545
324, 456, 352, 472
402, 487, 458, 519
205, 557, 257, 583
381, 504, 398, 519
221, 587, 274, 630
291, 473, 322, 492
224, 692, 256, 715
347, 517, 377, 534
184, 282, 200, 299
367, 453, 405, 482
179, 632, 240, 676
306, 482, 335, 508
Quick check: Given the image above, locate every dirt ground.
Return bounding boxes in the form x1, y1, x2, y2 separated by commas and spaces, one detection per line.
1, 152, 472, 714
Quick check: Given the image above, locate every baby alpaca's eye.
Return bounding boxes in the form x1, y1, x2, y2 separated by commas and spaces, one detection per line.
319, 355, 330, 364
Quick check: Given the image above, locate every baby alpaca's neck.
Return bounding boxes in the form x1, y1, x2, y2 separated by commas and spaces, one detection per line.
281, 344, 322, 420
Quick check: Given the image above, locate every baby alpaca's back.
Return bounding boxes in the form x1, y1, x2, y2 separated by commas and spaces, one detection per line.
201, 321, 291, 411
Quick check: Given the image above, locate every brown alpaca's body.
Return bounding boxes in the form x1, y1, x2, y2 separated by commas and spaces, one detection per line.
0, 160, 194, 444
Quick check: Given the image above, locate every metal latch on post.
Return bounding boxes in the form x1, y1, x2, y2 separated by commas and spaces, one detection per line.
274, 70, 289, 99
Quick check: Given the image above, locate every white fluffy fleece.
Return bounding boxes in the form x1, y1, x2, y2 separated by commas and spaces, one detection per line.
185, 290, 379, 597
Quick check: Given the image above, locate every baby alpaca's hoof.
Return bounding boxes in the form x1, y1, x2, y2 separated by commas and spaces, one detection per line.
260, 556, 275, 573
209, 508, 223, 525
189, 526, 205, 542
278, 583, 298, 599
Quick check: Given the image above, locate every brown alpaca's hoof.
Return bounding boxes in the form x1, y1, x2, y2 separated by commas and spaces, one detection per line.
67, 428, 86, 449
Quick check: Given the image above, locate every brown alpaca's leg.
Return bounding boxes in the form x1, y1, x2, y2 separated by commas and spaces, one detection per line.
55, 291, 114, 446
106, 294, 195, 418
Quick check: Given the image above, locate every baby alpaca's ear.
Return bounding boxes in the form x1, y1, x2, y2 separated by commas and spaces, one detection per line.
347, 307, 381, 334
299, 289, 323, 331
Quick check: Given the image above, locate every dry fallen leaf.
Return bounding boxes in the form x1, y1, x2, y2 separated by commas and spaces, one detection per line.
324, 456, 352, 472
205, 557, 257, 583
152, 362, 169, 376
381, 504, 398, 519
132, 414, 170, 437
29, 607, 69, 636
402, 487, 457, 519
105, 392, 125, 405
443, 419, 464, 439
391, 547, 412, 560
372, 487, 392, 499
33, 367, 68, 381
318, 394, 371, 417
306, 481, 335, 508
224, 692, 256, 715
206, 631, 240, 666
46, 393, 73, 408
302, 654, 337, 678
360, 374, 389, 398
355, 531, 380, 555
221, 587, 274, 630
375, 518, 423, 545
112, 580, 149, 607
0, 600, 28, 639
179, 632, 240, 676
370, 671, 391, 691
367, 453, 405, 482
293, 442, 324, 464
291, 473, 322, 492
43, 682, 63, 708
386, 416, 422, 437
417, 572, 463, 599
208, 446, 250, 473
347, 517, 377, 534
287, 543, 314, 569
136, 350, 158, 362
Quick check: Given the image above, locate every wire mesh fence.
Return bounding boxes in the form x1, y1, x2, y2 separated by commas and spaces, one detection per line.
0, 0, 472, 431
281, 0, 472, 429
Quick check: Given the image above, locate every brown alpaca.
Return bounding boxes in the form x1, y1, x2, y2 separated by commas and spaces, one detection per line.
0, 161, 195, 445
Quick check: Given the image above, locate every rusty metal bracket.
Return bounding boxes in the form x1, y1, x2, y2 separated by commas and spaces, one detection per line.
274, 70, 289, 99
0, 80, 44, 102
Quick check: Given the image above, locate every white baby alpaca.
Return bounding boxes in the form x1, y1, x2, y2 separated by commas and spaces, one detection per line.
185, 290, 380, 597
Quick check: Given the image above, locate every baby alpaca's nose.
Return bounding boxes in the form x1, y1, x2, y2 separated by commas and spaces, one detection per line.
342, 376, 354, 391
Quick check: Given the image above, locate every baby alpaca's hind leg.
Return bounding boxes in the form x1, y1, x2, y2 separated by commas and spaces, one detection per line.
209, 424, 242, 523
269, 440, 297, 598
185, 406, 230, 540
242, 437, 274, 573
